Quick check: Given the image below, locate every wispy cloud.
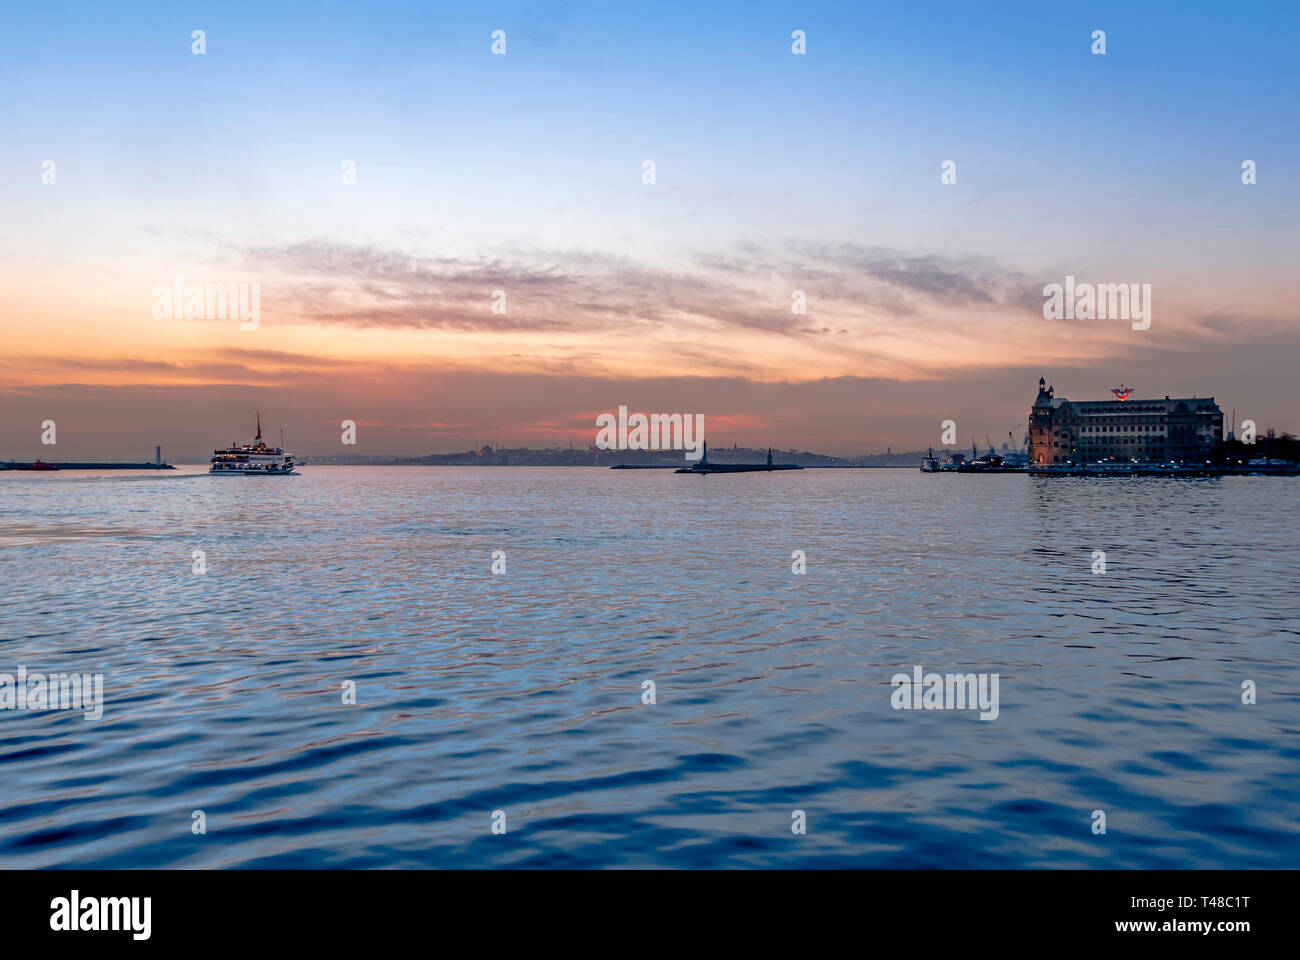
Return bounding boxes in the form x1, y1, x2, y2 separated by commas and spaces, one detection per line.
238, 238, 1041, 337
200, 236, 1075, 381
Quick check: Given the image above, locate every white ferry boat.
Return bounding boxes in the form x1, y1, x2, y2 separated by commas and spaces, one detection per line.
210, 415, 297, 475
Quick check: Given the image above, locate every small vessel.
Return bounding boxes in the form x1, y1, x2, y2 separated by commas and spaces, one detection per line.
210, 415, 297, 475
920, 446, 940, 472
11, 459, 59, 471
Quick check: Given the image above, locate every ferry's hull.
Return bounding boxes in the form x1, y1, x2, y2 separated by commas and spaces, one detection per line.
210, 461, 296, 475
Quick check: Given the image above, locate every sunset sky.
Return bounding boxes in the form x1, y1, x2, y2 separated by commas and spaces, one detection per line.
2, 1, 1297, 459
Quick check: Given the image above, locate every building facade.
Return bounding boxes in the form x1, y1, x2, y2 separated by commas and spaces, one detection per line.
1028, 378, 1223, 465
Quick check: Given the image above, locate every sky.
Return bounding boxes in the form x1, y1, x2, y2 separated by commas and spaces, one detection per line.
1, 1, 1297, 460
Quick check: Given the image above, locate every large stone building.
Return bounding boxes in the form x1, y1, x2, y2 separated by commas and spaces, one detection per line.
1028, 378, 1223, 465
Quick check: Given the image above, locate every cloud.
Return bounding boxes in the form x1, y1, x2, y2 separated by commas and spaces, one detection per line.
232, 238, 1044, 345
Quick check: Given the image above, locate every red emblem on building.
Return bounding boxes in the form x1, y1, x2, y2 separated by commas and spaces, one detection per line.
1111, 385, 1132, 401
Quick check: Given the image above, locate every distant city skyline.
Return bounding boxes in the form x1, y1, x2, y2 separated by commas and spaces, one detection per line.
2, 1, 1297, 459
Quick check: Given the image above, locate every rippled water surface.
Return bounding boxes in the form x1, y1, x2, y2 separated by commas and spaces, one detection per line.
1, 466, 1297, 868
